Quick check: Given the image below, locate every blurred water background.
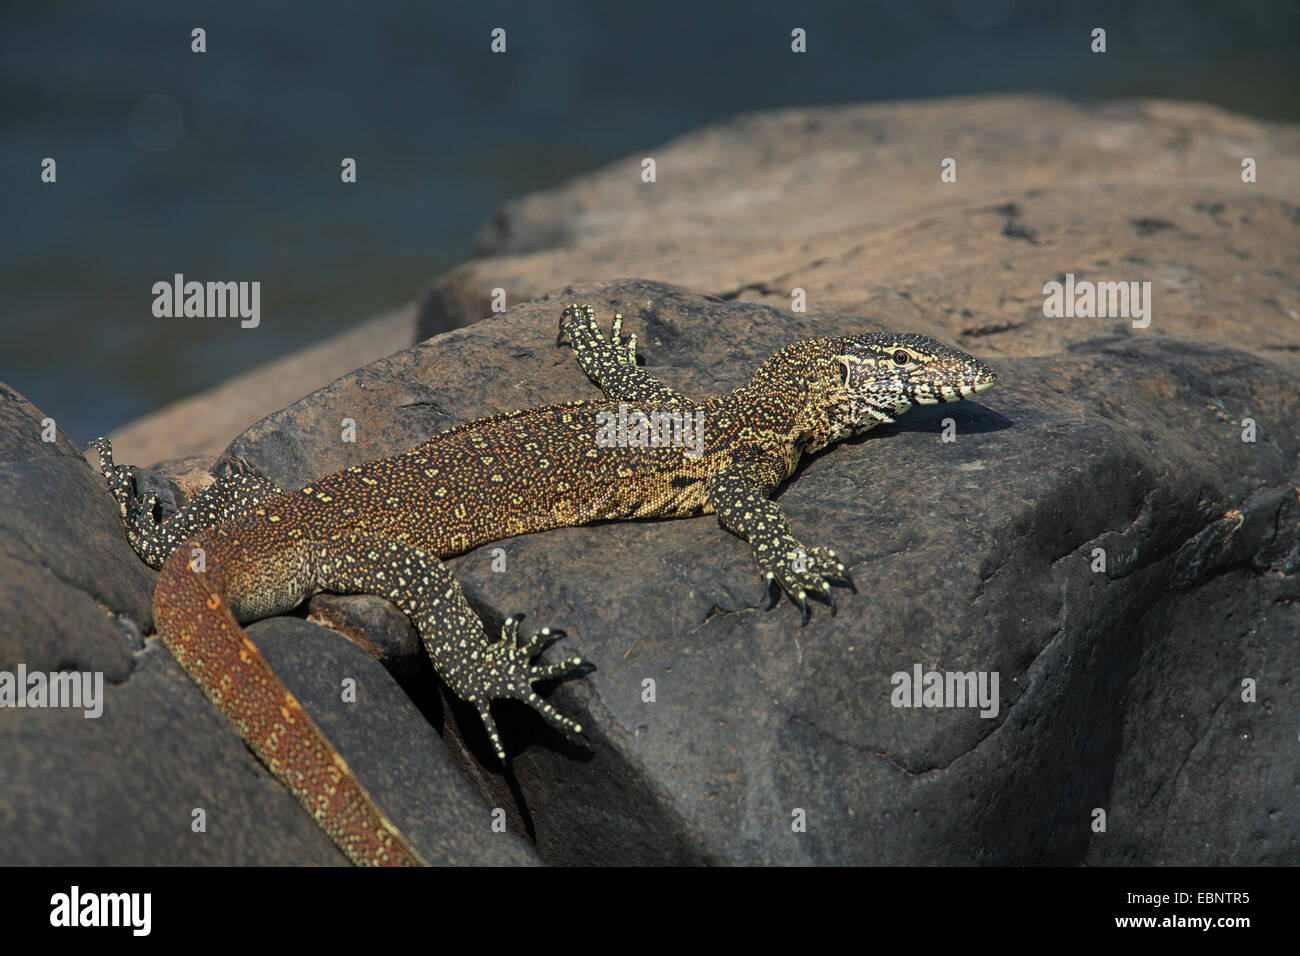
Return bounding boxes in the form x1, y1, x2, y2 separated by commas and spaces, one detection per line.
2, 0, 1297, 444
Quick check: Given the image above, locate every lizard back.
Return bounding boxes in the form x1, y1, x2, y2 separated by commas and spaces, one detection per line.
301, 398, 719, 557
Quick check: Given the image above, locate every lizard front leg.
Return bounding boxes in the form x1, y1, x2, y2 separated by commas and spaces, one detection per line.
557, 303, 692, 408
709, 467, 854, 625
89, 437, 282, 569
313, 531, 587, 760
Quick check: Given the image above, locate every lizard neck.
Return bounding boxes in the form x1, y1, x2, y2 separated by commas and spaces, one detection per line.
727, 337, 880, 458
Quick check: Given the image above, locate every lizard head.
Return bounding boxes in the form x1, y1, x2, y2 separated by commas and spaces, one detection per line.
813, 333, 997, 438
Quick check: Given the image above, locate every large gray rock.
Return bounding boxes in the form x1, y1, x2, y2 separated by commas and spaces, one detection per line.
220, 280, 1300, 864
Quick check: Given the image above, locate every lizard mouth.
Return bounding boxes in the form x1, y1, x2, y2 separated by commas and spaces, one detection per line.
910, 370, 997, 405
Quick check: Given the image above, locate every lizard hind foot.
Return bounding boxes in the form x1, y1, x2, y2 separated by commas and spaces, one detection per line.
470, 615, 588, 762
87, 437, 135, 521
87, 436, 171, 563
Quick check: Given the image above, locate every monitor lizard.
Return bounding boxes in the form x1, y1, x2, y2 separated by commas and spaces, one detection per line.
90, 303, 997, 865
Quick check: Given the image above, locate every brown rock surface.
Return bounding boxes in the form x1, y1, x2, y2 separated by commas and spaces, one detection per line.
420, 95, 1300, 372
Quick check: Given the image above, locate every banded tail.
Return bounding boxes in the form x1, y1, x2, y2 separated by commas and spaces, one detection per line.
154, 544, 426, 866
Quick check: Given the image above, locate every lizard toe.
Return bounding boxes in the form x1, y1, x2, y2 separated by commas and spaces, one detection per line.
521, 692, 583, 737
530, 655, 585, 681
519, 625, 566, 656
474, 703, 508, 763
459, 623, 587, 754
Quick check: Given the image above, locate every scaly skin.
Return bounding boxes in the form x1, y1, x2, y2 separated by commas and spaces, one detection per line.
91, 303, 996, 865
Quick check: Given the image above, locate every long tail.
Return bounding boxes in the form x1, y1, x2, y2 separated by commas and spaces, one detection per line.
153, 545, 426, 866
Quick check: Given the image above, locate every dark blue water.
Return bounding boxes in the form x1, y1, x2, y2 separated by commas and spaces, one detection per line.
2, 0, 1297, 444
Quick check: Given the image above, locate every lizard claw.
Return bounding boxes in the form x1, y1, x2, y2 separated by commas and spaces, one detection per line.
809, 580, 837, 617
557, 304, 579, 346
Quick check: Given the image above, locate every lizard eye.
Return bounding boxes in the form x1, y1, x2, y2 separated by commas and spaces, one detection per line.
892, 350, 911, 366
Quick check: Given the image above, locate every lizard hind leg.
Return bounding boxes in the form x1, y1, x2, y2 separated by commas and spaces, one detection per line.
313, 532, 587, 762
87, 437, 135, 523
88, 437, 282, 569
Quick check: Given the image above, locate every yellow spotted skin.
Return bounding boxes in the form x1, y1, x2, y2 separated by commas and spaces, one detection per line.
91, 304, 996, 866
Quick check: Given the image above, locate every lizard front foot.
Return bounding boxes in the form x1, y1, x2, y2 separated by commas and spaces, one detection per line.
756, 538, 854, 626
558, 303, 639, 366
453, 615, 588, 762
